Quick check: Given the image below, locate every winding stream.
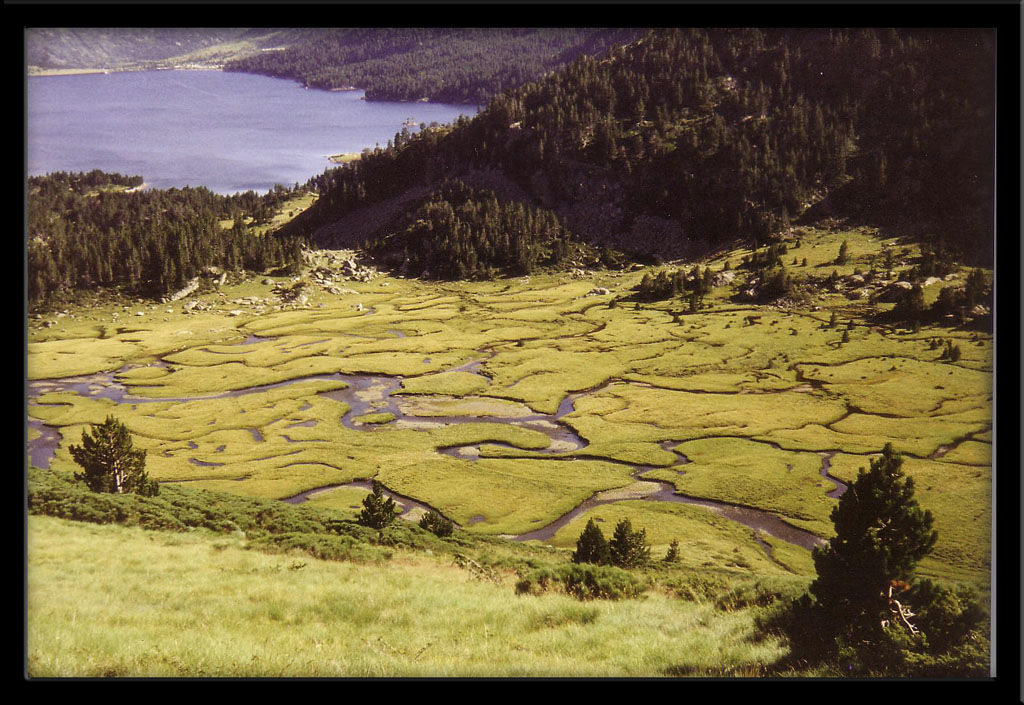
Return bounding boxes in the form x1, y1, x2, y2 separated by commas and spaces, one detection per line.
28, 335, 852, 553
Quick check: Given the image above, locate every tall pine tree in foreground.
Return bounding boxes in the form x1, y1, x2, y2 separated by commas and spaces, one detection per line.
69, 415, 158, 496
810, 443, 937, 636
771, 443, 989, 676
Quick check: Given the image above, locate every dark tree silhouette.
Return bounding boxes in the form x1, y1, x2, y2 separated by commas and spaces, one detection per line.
572, 518, 610, 565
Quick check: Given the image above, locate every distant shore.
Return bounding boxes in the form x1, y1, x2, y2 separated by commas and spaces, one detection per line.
28, 65, 223, 78
28, 67, 111, 77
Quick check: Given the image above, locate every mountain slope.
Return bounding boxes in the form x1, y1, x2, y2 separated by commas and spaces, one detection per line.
284, 28, 994, 273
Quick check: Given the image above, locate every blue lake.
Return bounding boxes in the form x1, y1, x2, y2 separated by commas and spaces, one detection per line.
27, 70, 477, 195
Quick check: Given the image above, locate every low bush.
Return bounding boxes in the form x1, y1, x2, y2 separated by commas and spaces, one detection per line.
419, 510, 455, 537
516, 563, 646, 601
27, 467, 450, 564
248, 531, 391, 564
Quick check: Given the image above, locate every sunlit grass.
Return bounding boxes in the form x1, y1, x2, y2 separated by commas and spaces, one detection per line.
27, 225, 992, 587
27, 515, 786, 678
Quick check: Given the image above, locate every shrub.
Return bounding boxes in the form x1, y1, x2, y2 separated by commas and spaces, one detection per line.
562, 564, 646, 600
248, 531, 391, 564
664, 538, 680, 563
419, 510, 454, 538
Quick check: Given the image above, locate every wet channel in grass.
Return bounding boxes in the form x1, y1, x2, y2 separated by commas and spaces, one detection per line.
27, 338, 844, 552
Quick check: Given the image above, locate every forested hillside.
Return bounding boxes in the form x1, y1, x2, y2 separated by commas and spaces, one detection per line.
288, 28, 994, 272
223, 28, 646, 104
366, 179, 584, 279
27, 172, 305, 306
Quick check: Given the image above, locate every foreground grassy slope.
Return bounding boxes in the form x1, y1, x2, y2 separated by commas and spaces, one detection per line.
27, 515, 789, 678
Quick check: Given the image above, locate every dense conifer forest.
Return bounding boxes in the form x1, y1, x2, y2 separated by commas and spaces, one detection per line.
366, 179, 580, 279
287, 28, 995, 274
223, 28, 646, 104
27, 172, 305, 306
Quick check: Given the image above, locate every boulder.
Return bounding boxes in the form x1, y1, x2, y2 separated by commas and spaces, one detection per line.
162, 277, 200, 303
713, 271, 736, 287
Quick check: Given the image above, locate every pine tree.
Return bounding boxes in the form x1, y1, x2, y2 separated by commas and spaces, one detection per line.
808, 444, 938, 649
895, 283, 926, 323
572, 518, 610, 565
358, 480, 398, 529
419, 510, 454, 537
836, 240, 850, 265
664, 538, 681, 563
69, 416, 157, 496
608, 518, 651, 568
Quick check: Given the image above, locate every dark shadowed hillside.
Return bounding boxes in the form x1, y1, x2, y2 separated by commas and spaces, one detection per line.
284, 28, 994, 275
223, 28, 646, 104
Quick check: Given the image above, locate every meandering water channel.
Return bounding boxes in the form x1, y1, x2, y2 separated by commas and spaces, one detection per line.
27, 335, 851, 553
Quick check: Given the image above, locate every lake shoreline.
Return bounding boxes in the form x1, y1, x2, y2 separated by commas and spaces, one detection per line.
29, 69, 474, 195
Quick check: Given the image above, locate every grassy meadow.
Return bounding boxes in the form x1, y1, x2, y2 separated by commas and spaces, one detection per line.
26, 223, 993, 676
27, 515, 791, 678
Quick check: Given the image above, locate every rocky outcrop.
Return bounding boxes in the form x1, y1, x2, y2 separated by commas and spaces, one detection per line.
162, 277, 200, 303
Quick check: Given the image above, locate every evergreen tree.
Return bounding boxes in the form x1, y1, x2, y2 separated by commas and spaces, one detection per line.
963, 268, 987, 308
799, 444, 938, 660
608, 518, 651, 568
358, 480, 398, 529
572, 518, 610, 565
894, 283, 926, 323
836, 240, 850, 265
664, 538, 681, 563
419, 510, 454, 537
69, 416, 157, 496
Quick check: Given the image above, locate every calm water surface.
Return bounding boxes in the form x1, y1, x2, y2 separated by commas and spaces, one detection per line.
27, 70, 476, 194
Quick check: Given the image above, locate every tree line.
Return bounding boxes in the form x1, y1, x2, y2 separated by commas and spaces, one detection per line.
28, 172, 305, 306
